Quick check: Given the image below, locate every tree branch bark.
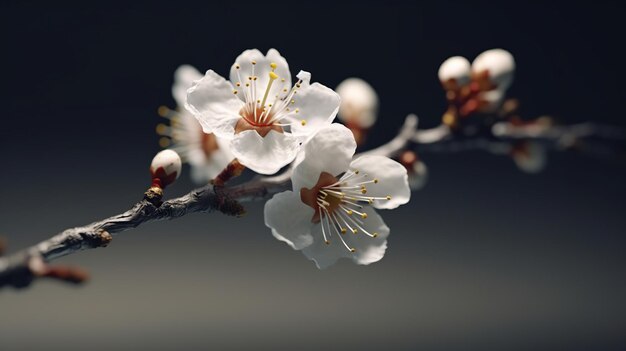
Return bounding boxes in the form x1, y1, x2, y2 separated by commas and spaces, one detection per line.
0, 178, 290, 289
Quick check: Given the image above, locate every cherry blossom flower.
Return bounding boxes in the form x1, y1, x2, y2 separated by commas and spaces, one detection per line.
185, 49, 340, 175
264, 124, 411, 268
157, 65, 234, 183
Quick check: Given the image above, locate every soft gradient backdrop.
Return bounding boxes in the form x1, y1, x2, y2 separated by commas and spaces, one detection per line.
1, 1, 625, 350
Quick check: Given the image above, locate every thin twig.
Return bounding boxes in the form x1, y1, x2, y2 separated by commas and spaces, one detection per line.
0, 178, 289, 289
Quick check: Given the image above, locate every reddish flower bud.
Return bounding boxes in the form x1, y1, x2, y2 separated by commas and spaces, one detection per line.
150, 150, 182, 188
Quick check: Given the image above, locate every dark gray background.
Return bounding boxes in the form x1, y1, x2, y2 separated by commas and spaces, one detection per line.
1, 1, 625, 350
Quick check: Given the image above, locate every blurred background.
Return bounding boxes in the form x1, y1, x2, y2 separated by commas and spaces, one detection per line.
1, 1, 625, 350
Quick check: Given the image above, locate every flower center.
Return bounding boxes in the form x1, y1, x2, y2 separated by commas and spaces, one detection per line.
232, 60, 307, 136
300, 170, 392, 253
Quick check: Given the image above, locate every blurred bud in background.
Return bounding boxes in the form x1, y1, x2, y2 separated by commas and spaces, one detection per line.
511, 141, 547, 174
157, 65, 234, 184
438, 49, 516, 127
438, 56, 471, 91
399, 150, 429, 190
336, 78, 379, 146
471, 49, 516, 113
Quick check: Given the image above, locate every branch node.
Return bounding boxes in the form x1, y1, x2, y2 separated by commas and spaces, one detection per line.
144, 186, 163, 206
97, 230, 113, 247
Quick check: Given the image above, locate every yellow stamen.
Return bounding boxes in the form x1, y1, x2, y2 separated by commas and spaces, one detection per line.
155, 124, 167, 134
260, 70, 279, 109
301, 120, 307, 126
157, 105, 169, 117
158, 137, 170, 148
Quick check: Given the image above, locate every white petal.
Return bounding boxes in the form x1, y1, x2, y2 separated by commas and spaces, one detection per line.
438, 56, 471, 86
472, 49, 515, 90
349, 155, 411, 209
229, 48, 292, 103
291, 124, 357, 191
230, 130, 300, 175
287, 82, 340, 141
264, 191, 315, 250
172, 65, 203, 107
188, 137, 234, 183
302, 206, 390, 269
185, 70, 243, 139
336, 78, 379, 128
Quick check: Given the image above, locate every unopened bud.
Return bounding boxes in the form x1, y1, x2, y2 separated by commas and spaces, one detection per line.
336, 78, 379, 129
438, 56, 471, 87
472, 49, 515, 91
150, 150, 182, 189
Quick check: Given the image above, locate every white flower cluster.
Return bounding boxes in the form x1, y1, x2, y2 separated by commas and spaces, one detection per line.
160, 49, 411, 268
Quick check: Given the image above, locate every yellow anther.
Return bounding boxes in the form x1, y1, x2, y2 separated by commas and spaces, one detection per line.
361, 213, 368, 219
301, 120, 307, 126
361, 188, 367, 194
235, 64, 240, 69
368, 199, 373, 204
373, 233, 378, 238
253, 76, 258, 81
281, 78, 285, 82
347, 210, 353, 215
236, 82, 241, 87
295, 108, 299, 113
386, 195, 392, 200
158, 137, 170, 148
290, 99, 295, 104
325, 240, 330, 245
270, 62, 277, 70
245, 83, 250, 87
374, 178, 379, 184
341, 228, 347, 234
248, 76, 252, 80
350, 248, 356, 253
352, 229, 357, 234
354, 170, 360, 174
283, 88, 287, 92
296, 83, 301, 88
156, 123, 167, 134
157, 105, 169, 117
251, 60, 256, 65
233, 90, 238, 94
269, 71, 279, 80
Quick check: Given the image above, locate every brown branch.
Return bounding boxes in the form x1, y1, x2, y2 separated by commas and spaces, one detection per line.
0, 178, 289, 289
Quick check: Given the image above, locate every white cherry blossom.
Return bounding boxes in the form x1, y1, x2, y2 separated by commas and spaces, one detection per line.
264, 124, 410, 268
185, 49, 340, 175
158, 65, 234, 183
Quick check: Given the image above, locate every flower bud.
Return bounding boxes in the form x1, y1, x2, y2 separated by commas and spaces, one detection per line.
472, 49, 515, 91
336, 78, 379, 129
399, 150, 428, 190
150, 150, 182, 188
438, 56, 471, 87
512, 142, 546, 174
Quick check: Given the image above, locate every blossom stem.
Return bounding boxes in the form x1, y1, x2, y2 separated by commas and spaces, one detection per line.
212, 159, 246, 187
